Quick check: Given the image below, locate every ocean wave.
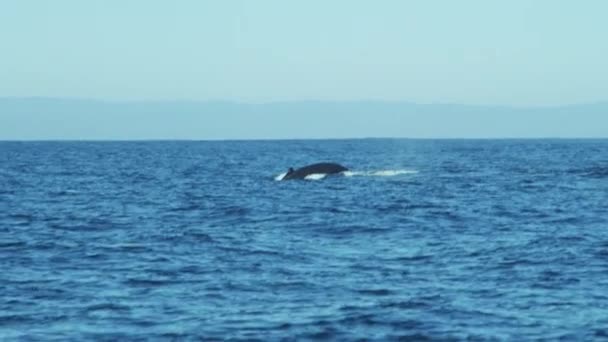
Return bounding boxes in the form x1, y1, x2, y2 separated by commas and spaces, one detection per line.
3, 140, 606, 340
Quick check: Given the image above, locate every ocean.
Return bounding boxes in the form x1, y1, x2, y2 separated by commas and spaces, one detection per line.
1, 139, 607, 340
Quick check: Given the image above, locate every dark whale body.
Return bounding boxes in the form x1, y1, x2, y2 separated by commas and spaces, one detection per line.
282, 162, 348, 180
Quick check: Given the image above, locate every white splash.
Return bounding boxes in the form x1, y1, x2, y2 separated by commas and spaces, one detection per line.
344, 170, 418, 177
342, 171, 361, 177
371, 170, 418, 176
304, 173, 327, 180
275, 172, 287, 181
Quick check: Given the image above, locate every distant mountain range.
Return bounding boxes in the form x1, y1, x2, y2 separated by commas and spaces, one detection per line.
1, 97, 607, 140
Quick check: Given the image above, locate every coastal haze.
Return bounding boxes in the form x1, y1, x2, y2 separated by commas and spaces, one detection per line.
2, 1, 607, 106
2, 1, 607, 140
2, 98, 607, 140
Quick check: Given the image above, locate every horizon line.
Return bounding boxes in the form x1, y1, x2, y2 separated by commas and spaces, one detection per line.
2, 137, 608, 143
2, 96, 607, 109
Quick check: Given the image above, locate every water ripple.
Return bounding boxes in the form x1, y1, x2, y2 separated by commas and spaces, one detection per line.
1, 140, 607, 340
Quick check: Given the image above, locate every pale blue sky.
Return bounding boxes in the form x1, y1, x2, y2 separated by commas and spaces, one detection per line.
1, 0, 607, 105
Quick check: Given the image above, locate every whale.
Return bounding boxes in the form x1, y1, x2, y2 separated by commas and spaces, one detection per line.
281, 162, 349, 180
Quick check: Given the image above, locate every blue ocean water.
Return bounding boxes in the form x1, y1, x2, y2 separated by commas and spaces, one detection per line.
1, 139, 607, 341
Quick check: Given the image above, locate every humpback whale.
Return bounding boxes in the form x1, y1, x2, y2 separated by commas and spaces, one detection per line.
281, 162, 348, 180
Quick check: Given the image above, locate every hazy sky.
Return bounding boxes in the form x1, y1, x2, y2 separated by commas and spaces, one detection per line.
1, 0, 607, 105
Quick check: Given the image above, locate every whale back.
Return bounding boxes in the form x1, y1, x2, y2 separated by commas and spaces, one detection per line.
282, 162, 348, 180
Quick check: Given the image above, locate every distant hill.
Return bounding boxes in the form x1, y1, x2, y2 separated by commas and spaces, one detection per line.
1, 97, 607, 140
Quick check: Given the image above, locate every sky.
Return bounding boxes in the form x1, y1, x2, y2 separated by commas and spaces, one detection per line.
1, 0, 607, 106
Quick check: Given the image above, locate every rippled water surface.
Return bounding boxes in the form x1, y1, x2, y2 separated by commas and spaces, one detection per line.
1, 139, 608, 340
